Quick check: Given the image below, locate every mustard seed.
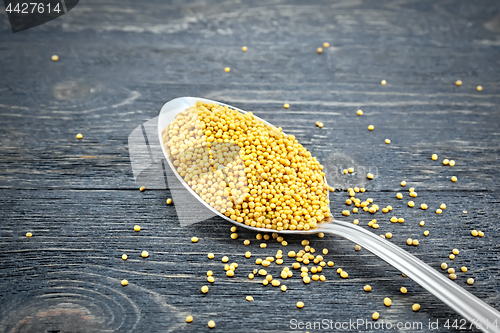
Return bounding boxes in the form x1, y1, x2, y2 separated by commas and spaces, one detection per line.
400, 287, 407, 294
208, 320, 215, 328
297, 301, 304, 308
368, 125, 374, 131
121, 279, 128, 286
26, 232, 32, 237
451, 176, 457, 182
441, 263, 448, 270
412, 304, 421, 311
191, 237, 199, 243
455, 80, 462, 86
201, 286, 209, 293
186, 315, 193, 323
384, 297, 392, 307
477, 86, 483, 91
357, 110, 363, 116
141, 251, 149, 258
364, 285, 372, 292
51, 55, 59, 61
134, 225, 141, 231
432, 154, 438, 160
421, 203, 428, 210
166, 198, 172, 204
381, 80, 386, 85
208, 253, 214, 259
224, 67, 230, 72
139, 186, 146, 192
461, 266, 467, 272
467, 278, 474, 285
367, 173, 374, 180
122, 254, 127, 260
317, 47, 323, 53
76, 133, 83, 139
372, 312, 379, 320
401, 181, 406, 186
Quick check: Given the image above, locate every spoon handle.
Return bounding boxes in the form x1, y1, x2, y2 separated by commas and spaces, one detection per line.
319, 221, 500, 333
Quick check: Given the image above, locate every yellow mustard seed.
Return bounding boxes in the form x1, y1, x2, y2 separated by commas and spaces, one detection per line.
76, 133, 83, 139
443, 159, 449, 165
342, 210, 350, 216
191, 237, 199, 243
408, 201, 415, 208
327, 261, 334, 267
224, 264, 230, 271
424, 230, 429, 236
412, 239, 419, 246
242, 46, 248, 52
248, 273, 254, 279
243, 239, 250, 246
398, 218, 404, 223
260, 243, 267, 248
390, 216, 397, 223
276, 259, 284, 265
222, 256, 229, 263
256, 234, 262, 240
262, 279, 269, 286
208, 253, 214, 259
207, 276, 214, 283
224, 67, 230, 72
451, 176, 457, 182
208, 320, 215, 328
26, 232, 32, 237
385, 232, 393, 239
271, 279, 280, 287
400, 287, 407, 294
449, 160, 455, 167
353, 219, 359, 225
264, 234, 270, 240
478, 231, 484, 237
471, 230, 478, 236
186, 315, 193, 323
467, 278, 474, 285
412, 304, 421, 311
360, 188, 366, 193
323, 42, 330, 48
262, 260, 271, 267
406, 238, 413, 245
230, 226, 237, 232
319, 275, 326, 281
322, 248, 328, 255
355, 244, 361, 251
401, 181, 406, 186
343, 169, 348, 174
297, 301, 304, 308
329, 186, 335, 192
357, 109, 363, 116
441, 263, 448, 270
317, 47, 323, 53
201, 286, 209, 293
134, 225, 141, 231
340, 271, 348, 278
348, 167, 354, 173
337, 268, 342, 273
452, 249, 459, 255
397, 193, 403, 199
448, 268, 455, 274
139, 186, 146, 192
477, 86, 483, 91
372, 312, 380, 320
207, 270, 213, 277
449, 254, 455, 260
166, 198, 172, 204
226, 270, 234, 277
436, 209, 442, 214
141, 251, 149, 258
382, 208, 388, 213
384, 297, 392, 307
381, 80, 387, 85
461, 266, 467, 272
122, 254, 127, 260
421, 203, 428, 210
364, 285, 372, 292
367, 173, 374, 180
230, 233, 238, 240
51, 55, 59, 61
368, 125, 374, 131
420, 221, 425, 226
245, 295, 253, 302
121, 279, 128, 286
431, 154, 438, 161
449, 273, 457, 280
410, 191, 417, 198
456, 80, 462, 86
385, 139, 391, 144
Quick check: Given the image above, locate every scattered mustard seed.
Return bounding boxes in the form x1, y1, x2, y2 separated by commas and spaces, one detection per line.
384, 297, 392, 307
449, 254, 455, 260
121, 279, 128, 286
208, 253, 214, 259
191, 237, 199, 243
296, 301, 304, 308
201, 286, 209, 293
230, 233, 238, 240
452, 249, 459, 255
186, 315, 193, 323
443, 159, 450, 165
323, 42, 330, 48
340, 271, 348, 278
246, 295, 253, 301
432, 154, 438, 160
451, 176, 457, 182
381, 80, 386, 85
441, 263, 448, 270
467, 278, 474, 285
317, 47, 323, 53
26, 232, 32, 237
222, 256, 229, 262
284, 103, 290, 109
76, 133, 83, 139
397, 193, 403, 199
385, 139, 391, 144
420, 221, 425, 226
455, 80, 462, 86
449, 160, 455, 167
424, 230, 429, 236
244, 240, 250, 245
367, 173, 374, 180
141, 251, 149, 258
139, 186, 146, 192
412, 304, 421, 311
372, 312, 380, 320
51, 55, 59, 61
461, 266, 467, 272
357, 110, 363, 116
477, 86, 483, 92
134, 225, 141, 231
449, 273, 457, 280
166, 198, 172, 204
436, 209, 443, 214
471, 230, 478, 236
368, 125, 374, 131
224, 67, 230, 72
408, 201, 415, 208
400, 287, 407, 294
401, 181, 406, 186
208, 320, 215, 328
242, 46, 248, 52
421, 203, 428, 210
364, 285, 372, 292
122, 254, 128, 260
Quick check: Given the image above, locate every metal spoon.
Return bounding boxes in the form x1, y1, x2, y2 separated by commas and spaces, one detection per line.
158, 97, 500, 333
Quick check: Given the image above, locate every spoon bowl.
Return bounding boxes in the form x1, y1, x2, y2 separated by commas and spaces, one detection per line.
158, 97, 500, 333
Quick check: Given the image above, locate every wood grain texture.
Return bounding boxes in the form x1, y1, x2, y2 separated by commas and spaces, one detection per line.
0, 0, 499, 332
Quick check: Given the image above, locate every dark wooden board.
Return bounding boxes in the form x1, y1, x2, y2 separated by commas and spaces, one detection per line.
0, 0, 499, 332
